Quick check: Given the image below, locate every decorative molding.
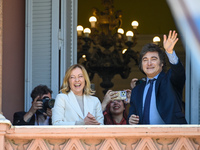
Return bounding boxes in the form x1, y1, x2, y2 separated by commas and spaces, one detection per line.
1, 124, 200, 150
135, 138, 159, 150
171, 138, 198, 150
99, 138, 122, 150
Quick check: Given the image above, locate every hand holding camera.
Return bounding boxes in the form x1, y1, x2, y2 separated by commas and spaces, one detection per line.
102, 90, 128, 111
30, 95, 43, 114
102, 90, 121, 111
29, 95, 55, 116
23, 95, 45, 123
37, 96, 55, 115
44, 108, 52, 117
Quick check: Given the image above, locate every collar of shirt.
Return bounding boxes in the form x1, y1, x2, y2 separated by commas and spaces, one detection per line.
35, 114, 50, 125
146, 73, 160, 85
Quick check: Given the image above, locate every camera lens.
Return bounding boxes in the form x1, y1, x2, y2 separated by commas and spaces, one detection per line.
48, 99, 55, 108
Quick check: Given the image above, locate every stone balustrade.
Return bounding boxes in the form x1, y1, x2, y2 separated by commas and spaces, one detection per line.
1, 119, 200, 150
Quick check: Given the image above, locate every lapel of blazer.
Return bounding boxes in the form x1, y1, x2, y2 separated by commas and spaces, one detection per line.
67, 91, 84, 119
137, 82, 146, 117
155, 71, 165, 94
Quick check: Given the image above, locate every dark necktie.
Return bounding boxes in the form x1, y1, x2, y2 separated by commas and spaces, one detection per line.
142, 79, 155, 124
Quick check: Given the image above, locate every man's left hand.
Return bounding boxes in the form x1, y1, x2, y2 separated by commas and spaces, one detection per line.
163, 30, 179, 54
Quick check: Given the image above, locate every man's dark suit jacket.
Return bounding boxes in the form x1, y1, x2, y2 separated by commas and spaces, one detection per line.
13, 111, 52, 125
128, 59, 187, 124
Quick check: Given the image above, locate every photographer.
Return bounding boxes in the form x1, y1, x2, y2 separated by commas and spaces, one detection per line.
13, 85, 53, 125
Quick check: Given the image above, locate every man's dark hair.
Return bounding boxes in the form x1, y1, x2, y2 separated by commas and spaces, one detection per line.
139, 43, 166, 74
31, 85, 52, 101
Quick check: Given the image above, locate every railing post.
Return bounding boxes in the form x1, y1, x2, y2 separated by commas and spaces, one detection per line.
0, 120, 11, 150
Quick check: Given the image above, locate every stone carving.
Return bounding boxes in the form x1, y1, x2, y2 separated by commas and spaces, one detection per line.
1, 123, 200, 150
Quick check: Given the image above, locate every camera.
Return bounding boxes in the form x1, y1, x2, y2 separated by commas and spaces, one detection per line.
136, 78, 146, 86
111, 91, 127, 101
37, 96, 55, 114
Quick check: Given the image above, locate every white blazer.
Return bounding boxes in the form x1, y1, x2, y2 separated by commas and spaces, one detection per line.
52, 91, 104, 125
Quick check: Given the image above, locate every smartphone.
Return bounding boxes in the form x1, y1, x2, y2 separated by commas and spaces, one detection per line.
111, 91, 127, 101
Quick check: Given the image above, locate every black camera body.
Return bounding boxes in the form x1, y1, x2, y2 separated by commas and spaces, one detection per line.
37, 97, 55, 114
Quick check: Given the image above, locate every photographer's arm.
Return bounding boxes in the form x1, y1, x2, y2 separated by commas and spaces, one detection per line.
23, 96, 43, 122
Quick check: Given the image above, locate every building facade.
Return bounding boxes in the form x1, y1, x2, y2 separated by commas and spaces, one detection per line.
0, 0, 200, 125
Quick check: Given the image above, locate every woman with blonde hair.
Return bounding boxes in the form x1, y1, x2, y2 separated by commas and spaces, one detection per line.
52, 64, 104, 125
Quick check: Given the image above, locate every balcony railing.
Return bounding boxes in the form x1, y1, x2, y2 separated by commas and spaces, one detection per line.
1, 119, 200, 150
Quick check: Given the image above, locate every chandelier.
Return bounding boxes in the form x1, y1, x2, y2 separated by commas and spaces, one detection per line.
77, 0, 139, 94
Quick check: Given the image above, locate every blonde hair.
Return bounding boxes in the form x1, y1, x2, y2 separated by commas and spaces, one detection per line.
60, 64, 95, 95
